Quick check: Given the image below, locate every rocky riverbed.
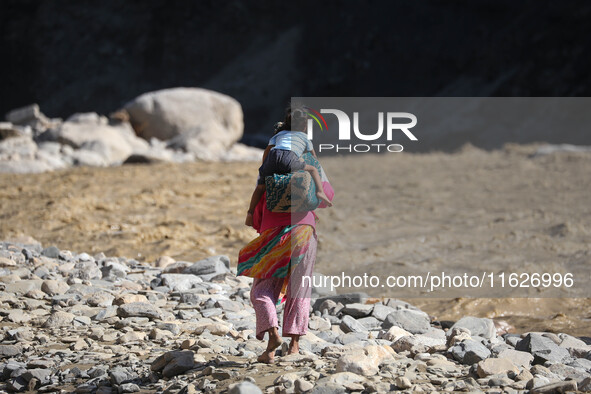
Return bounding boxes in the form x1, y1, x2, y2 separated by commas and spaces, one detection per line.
0, 238, 590, 393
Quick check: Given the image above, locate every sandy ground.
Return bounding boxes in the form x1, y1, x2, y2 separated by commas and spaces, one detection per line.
1, 143, 589, 336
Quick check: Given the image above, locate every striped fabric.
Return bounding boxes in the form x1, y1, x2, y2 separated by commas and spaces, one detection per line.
269, 130, 313, 157
237, 224, 316, 302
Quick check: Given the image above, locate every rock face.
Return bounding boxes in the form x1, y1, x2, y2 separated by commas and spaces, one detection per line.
124, 88, 243, 160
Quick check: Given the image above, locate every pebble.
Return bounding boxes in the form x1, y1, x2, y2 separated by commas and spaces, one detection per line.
450, 316, 496, 339
476, 357, 519, 378
0, 239, 588, 393
382, 309, 430, 334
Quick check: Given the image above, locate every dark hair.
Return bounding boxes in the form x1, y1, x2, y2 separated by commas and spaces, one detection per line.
274, 102, 308, 134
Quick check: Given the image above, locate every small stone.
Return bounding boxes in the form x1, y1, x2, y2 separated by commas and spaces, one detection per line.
450, 316, 496, 339
339, 315, 368, 333
43, 311, 75, 328
294, 378, 314, 393
109, 366, 138, 385
181, 339, 196, 349
194, 322, 231, 336
149, 328, 173, 340
497, 349, 534, 368
155, 256, 175, 268
41, 246, 60, 258
0, 344, 23, 357
341, 303, 373, 318
335, 353, 378, 376
308, 315, 331, 331
228, 381, 263, 394
395, 376, 412, 389
382, 309, 430, 334
476, 358, 519, 378
151, 350, 195, 378
450, 339, 491, 365
86, 292, 115, 307
516, 333, 570, 364
378, 325, 411, 341
117, 302, 161, 320
183, 255, 231, 280
70, 339, 88, 351
113, 294, 148, 305
117, 331, 146, 344
7, 310, 32, 324
160, 274, 203, 291
529, 380, 577, 394
119, 383, 141, 393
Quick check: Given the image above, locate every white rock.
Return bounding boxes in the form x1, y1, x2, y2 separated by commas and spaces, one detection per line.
124, 87, 243, 159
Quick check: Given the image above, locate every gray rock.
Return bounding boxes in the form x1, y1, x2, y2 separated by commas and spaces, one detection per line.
341, 303, 373, 318
7, 310, 32, 324
497, 349, 534, 368
548, 363, 589, 385
183, 255, 231, 280
125, 88, 243, 149
529, 380, 577, 394
339, 315, 368, 333
119, 383, 141, 393
228, 381, 263, 394
515, 333, 570, 364
313, 293, 369, 311
371, 304, 397, 321
308, 315, 332, 331
100, 261, 129, 281
0, 136, 37, 158
73, 261, 102, 280
57, 113, 144, 164
41, 245, 60, 259
160, 273, 204, 291
450, 316, 496, 339
109, 366, 138, 385
356, 316, 382, 331
41, 280, 70, 296
0, 159, 52, 174
22, 368, 52, 383
382, 309, 430, 334
0, 345, 22, 358
117, 302, 162, 320
309, 381, 348, 394
450, 340, 491, 365
43, 311, 75, 328
4, 280, 43, 294
151, 350, 195, 378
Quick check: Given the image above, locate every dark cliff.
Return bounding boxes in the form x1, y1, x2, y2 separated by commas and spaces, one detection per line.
2, 0, 591, 145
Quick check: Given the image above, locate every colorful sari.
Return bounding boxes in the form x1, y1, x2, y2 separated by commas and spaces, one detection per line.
237, 224, 315, 303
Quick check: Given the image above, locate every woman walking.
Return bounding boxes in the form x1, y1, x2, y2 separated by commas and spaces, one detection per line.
238, 105, 334, 364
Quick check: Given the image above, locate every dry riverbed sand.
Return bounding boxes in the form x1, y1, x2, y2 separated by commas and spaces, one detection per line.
1, 143, 589, 336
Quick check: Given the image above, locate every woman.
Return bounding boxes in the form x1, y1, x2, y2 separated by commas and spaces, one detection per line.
238, 106, 334, 364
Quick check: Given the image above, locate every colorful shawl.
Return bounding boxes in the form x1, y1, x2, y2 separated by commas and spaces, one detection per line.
237, 224, 316, 303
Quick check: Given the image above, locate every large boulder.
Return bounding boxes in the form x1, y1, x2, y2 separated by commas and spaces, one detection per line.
57, 112, 149, 164
123, 88, 243, 159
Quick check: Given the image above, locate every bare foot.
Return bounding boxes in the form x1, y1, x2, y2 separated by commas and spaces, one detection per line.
316, 192, 333, 207
257, 331, 283, 364
288, 335, 300, 355
287, 343, 299, 355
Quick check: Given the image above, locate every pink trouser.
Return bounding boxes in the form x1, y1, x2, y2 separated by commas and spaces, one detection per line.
250, 231, 317, 340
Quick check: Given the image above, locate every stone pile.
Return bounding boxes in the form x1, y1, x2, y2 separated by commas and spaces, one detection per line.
0, 238, 590, 393
0, 88, 263, 174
